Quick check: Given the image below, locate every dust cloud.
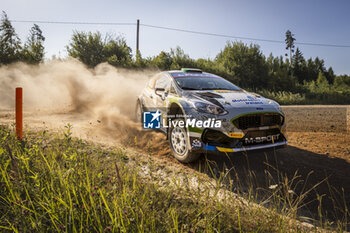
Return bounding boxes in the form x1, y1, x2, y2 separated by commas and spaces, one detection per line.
0, 59, 170, 155
0, 59, 153, 117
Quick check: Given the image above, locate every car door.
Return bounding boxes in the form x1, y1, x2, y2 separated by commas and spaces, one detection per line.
154, 75, 169, 109
142, 74, 160, 111
154, 75, 175, 128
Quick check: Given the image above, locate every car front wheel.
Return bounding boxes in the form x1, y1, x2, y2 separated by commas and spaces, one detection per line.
169, 118, 200, 163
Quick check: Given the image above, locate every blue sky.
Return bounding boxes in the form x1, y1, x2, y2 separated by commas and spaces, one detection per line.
2, 0, 350, 74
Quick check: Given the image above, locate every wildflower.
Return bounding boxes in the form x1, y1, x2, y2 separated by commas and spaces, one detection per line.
269, 184, 278, 190
93, 186, 98, 190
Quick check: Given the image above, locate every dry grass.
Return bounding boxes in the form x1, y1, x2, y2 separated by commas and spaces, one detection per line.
0, 125, 346, 232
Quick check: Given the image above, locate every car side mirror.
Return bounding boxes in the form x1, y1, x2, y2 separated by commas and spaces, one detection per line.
155, 88, 166, 99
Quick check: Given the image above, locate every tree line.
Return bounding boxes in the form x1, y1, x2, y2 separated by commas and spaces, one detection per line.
1, 12, 349, 104
0, 12, 45, 64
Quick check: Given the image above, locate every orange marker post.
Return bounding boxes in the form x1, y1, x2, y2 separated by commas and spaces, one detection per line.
15, 87, 23, 140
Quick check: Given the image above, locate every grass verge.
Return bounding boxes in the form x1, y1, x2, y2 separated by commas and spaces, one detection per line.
0, 125, 332, 232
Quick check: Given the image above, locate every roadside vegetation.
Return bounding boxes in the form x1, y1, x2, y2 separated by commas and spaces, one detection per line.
1, 11, 350, 105
1, 125, 349, 232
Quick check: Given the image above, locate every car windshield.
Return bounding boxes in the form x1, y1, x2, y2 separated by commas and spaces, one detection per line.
174, 76, 241, 91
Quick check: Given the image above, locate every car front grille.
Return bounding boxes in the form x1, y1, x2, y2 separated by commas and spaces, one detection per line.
233, 113, 283, 130
201, 128, 285, 148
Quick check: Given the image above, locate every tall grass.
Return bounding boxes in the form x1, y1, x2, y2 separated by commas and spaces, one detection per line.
258, 90, 306, 105
1, 125, 347, 232
0, 126, 273, 232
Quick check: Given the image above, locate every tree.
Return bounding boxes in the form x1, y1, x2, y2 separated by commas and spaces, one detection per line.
302, 57, 327, 83
132, 51, 147, 68
266, 54, 297, 91
334, 75, 350, 89
325, 67, 335, 84
292, 48, 304, 66
196, 58, 225, 77
314, 57, 326, 73
0, 11, 22, 64
104, 35, 132, 67
285, 30, 296, 63
169, 46, 195, 70
67, 31, 132, 68
151, 51, 172, 70
316, 71, 329, 89
67, 31, 105, 67
22, 24, 45, 64
292, 47, 307, 83
215, 41, 269, 89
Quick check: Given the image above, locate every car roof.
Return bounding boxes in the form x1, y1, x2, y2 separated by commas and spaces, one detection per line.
166, 70, 220, 78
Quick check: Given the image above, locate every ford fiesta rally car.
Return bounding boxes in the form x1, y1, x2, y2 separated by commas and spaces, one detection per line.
136, 68, 288, 163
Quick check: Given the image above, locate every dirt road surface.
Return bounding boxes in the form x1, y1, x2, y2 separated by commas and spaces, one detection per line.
0, 105, 349, 225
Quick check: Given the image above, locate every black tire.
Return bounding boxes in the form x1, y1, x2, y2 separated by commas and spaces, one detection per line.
135, 101, 143, 123
169, 118, 201, 163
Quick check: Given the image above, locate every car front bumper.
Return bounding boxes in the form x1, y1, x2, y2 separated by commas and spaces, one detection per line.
203, 140, 288, 153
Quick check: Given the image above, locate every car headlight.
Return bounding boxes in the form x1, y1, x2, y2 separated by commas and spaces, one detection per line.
268, 100, 281, 110
194, 102, 227, 115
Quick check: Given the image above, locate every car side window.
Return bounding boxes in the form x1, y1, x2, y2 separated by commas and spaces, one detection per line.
155, 75, 170, 90
148, 75, 160, 89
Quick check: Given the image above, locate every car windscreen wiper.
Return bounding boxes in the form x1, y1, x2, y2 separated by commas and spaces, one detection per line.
181, 87, 199, 90
200, 88, 237, 91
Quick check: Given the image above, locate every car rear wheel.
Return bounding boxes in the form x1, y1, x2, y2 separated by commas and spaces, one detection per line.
135, 101, 143, 123
169, 118, 200, 163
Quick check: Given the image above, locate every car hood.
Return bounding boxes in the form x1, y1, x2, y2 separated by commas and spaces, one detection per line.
186, 90, 282, 115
